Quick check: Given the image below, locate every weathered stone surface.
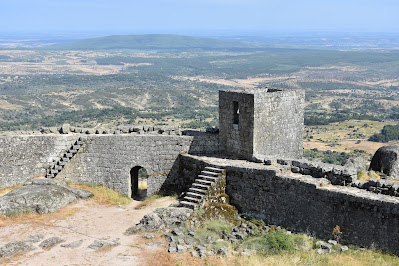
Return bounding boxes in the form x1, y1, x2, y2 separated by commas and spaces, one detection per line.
221, 157, 399, 256
39, 237, 64, 249
124, 207, 193, 234
343, 156, 367, 172
59, 124, 71, 134
145, 241, 163, 246
0, 178, 93, 214
142, 234, 156, 239
370, 145, 399, 179
55, 134, 218, 196
60, 240, 83, 248
63, 186, 94, 199
0, 241, 35, 258
24, 235, 44, 243
87, 240, 118, 250
217, 246, 228, 256
0, 135, 78, 188
219, 88, 304, 160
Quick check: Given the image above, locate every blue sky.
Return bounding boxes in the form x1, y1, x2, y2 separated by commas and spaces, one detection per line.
1, 0, 398, 35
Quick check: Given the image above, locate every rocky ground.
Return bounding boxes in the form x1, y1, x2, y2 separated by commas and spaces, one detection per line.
0, 196, 176, 265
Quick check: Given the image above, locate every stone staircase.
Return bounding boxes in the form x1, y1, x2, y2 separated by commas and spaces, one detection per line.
45, 137, 84, 179
179, 165, 225, 210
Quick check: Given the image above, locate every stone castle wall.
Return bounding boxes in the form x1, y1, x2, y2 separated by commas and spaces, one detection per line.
57, 135, 195, 196
0, 135, 77, 188
253, 89, 304, 159
219, 90, 254, 159
218, 88, 304, 160
0, 133, 219, 194
178, 154, 399, 255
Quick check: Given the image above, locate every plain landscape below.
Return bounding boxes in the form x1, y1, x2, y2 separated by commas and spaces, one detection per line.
1, 34, 399, 164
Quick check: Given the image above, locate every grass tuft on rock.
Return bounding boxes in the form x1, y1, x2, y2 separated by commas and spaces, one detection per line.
5, 209, 33, 218
357, 170, 381, 181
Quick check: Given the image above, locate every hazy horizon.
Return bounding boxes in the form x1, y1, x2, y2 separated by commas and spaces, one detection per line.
1, 0, 398, 37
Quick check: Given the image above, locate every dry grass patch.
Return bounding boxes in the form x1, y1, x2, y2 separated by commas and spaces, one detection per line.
0, 185, 22, 197
357, 170, 381, 181
70, 183, 133, 206
135, 194, 177, 210
166, 249, 399, 266
0, 206, 79, 227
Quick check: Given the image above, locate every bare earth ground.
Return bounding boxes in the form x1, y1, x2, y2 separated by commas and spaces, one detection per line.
0, 197, 176, 266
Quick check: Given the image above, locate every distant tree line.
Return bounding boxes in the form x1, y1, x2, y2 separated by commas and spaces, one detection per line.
304, 148, 366, 165
369, 124, 399, 142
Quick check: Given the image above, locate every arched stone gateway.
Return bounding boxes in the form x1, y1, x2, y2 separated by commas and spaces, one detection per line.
130, 166, 148, 199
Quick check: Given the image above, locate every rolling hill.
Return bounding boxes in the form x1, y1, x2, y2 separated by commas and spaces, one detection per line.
49, 34, 263, 50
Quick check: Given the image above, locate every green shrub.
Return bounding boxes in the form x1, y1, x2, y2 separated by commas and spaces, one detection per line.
239, 231, 296, 254
265, 231, 295, 251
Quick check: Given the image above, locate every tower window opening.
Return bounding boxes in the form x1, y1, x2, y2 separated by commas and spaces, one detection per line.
233, 101, 239, 125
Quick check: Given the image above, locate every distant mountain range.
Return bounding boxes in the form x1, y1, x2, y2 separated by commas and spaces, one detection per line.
49, 34, 264, 50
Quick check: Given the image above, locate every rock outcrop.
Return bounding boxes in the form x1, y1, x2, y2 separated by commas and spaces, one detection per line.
343, 156, 367, 172
369, 145, 399, 178
124, 207, 193, 235
0, 178, 93, 215
0, 241, 35, 258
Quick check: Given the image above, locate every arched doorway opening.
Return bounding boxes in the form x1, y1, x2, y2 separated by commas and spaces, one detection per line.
130, 166, 148, 199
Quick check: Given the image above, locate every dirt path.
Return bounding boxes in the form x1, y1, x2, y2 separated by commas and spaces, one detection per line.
0, 197, 176, 265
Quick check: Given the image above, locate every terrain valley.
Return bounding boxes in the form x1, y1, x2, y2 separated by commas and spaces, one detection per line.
1, 34, 399, 163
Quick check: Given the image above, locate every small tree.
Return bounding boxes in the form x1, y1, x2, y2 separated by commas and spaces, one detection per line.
332, 225, 342, 262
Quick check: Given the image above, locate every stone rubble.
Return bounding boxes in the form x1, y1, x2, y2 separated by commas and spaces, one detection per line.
39, 237, 65, 249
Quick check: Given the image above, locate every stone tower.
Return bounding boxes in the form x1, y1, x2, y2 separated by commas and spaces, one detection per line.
219, 88, 304, 160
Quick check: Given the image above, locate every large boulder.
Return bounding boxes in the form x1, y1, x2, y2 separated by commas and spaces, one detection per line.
343, 156, 367, 172
0, 178, 93, 215
369, 145, 399, 178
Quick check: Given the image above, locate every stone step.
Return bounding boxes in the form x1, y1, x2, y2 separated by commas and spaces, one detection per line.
198, 175, 218, 182
61, 157, 69, 162
192, 183, 210, 190
50, 168, 59, 174
75, 140, 83, 145
69, 149, 78, 154
204, 166, 224, 173
186, 192, 204, 199
201, 171, 219, 177
183, 196, 200, 203
195, 179, 213, 186
58, 160, 67, 166
66, 153, 73, 158
179, 201, 196, 209
189, 187, 207, 195
46, 174, 55, 178
72, 145, 80, 150
55, 165, 63, 171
